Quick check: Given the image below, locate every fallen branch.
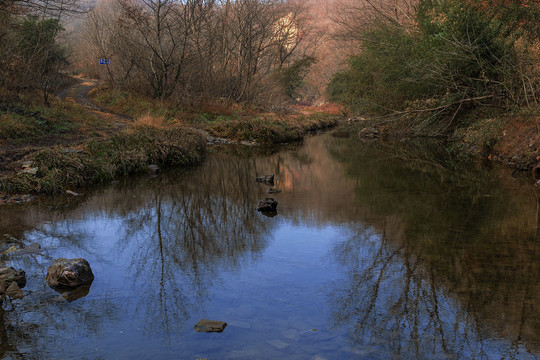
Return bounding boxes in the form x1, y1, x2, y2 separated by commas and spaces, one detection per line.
390, 95, 494, 115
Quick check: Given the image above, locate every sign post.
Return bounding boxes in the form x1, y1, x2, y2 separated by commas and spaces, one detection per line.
99, 58, 111, 77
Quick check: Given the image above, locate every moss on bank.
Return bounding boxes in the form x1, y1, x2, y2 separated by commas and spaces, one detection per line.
0, 126, 206, 194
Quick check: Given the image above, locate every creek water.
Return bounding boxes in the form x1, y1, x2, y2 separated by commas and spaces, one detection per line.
0, 129, 539, 359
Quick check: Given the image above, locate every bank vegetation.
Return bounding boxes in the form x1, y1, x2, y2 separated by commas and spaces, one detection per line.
328, 0, 539, 163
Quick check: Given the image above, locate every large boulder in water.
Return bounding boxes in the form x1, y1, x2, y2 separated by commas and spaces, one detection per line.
0, 267, 26, 288
46, 258, 94, 288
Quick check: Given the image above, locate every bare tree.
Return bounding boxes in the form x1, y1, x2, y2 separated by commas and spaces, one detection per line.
331, 0, 418, 42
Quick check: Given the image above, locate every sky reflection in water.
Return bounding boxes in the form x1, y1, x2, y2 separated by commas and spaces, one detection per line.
0, 131, 539, 359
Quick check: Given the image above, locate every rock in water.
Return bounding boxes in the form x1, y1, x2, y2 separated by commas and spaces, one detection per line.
0, 267, 26, 288
194, 319, 227, 333
256, 174, 274, 185
257, 198, 278, 212
46, 258, 94, 288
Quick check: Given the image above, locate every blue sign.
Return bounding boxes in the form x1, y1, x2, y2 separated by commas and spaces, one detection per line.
99, 58, 111, 65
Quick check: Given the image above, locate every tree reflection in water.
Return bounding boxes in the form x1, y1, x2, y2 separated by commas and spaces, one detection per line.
0, 133, 538, 358
116, 156, 274, 336
327, 135, 540, 359
0, 152, 277, 356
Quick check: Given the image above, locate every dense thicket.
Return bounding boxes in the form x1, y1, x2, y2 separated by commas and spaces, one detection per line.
328, 0, 539, 134
78, 0, 315, 105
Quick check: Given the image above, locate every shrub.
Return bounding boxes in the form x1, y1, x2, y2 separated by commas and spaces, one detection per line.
328, 0, 539, 135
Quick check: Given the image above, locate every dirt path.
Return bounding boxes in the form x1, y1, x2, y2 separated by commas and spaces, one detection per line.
57, 76, 133, 128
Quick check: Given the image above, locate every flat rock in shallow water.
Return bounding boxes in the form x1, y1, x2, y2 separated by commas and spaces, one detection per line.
194, 319, 227, 333
267, 339, 289, 350
227, 320, 251, 329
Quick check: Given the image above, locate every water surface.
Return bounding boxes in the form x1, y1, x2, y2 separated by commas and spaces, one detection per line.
0, 131, 539, 359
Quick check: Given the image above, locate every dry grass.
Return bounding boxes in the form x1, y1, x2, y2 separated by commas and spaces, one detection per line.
90, 87, 339, 144
134, 113, 172, 128
204, 113, 337, 143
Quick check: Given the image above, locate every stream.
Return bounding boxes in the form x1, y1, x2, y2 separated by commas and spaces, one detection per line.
0, 129, 539, 359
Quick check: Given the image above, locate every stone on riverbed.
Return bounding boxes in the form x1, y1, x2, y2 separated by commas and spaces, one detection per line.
46, 258, 94, 288
194, 319, 227, 333
0, 267, 26, 288
257, 198, 278, 212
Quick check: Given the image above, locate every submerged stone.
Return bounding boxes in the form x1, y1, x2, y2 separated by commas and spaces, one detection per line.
14, 242, 42, 255
194, 319, 227, 333
267, 339, 289, 350
46, 258, 94, 288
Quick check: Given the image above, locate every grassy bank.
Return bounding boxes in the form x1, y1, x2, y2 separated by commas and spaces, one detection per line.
0, 87, 337, 196
0, 126, 206, 194
90, 87, 338, 143
0, 98, 112, 147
